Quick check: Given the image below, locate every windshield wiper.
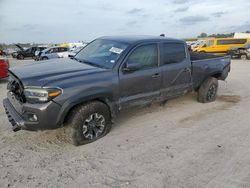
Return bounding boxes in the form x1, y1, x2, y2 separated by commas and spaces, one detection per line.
71, 57, 83, 63
72, 57, 107, 69
80, 59, 106, 69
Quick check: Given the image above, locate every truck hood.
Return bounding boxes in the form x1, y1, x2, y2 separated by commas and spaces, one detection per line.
10, 58, 108, 86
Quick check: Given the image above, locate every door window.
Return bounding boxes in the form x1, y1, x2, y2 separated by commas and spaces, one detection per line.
162, 43, 186, 64
217, 39, 247, 45
51, 48, 59, 53
126, 44, 158, 70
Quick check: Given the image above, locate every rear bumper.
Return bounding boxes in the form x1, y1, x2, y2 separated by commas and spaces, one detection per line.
3, 97, 62, 131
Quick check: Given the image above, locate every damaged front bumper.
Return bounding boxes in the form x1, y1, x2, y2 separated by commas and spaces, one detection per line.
3, 98, 25, 131
3, 96, 62, 131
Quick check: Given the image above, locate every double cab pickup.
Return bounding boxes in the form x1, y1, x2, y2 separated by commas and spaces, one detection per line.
3, 36, 231, 145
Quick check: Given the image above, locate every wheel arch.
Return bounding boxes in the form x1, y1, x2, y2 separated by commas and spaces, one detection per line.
57, 94, 118, 126
195, 71, 222, 91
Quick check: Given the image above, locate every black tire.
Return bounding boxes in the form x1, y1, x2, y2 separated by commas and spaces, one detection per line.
197, 77, 218, 103
17, 54, 24, 60
65, 101, 112, 146
42, 56, 48, 60
240, 54, 247, 60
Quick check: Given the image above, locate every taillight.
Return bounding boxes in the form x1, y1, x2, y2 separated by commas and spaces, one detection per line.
0, 59, 9, 68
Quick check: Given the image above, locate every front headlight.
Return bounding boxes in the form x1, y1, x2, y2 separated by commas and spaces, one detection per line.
24, 87, 62, 103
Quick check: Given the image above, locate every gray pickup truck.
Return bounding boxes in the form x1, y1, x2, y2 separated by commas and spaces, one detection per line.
3, 36, 231, 145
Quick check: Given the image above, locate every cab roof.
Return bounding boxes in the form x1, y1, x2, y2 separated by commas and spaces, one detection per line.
99, 35, 184, 44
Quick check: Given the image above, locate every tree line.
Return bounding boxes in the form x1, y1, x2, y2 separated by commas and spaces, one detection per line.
198, 31, 250, 38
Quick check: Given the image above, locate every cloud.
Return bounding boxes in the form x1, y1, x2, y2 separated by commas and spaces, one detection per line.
227, 22, 250, 32
22, 24, 37, 30
1, 0, 250, 43
126, 8, 150, 18
127, 8, 144, 15
174, 7, 189, 12
9, 24, 41, 33
172, 0, 189, 4
212, 11, 226, 17
75, 10, 84, 16
180, 16, 209, 25
126, 21, 140, 27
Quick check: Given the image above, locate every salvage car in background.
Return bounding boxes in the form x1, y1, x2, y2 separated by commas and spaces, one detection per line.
12, 45, 46, 60
0, 58, 9, 79
228, 43, 250, 60
38, 46, 69, 60
11, 44, 24, 58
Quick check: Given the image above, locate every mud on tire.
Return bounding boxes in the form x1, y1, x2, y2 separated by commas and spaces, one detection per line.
65, 101, 112, 146
197, 77, 218, 103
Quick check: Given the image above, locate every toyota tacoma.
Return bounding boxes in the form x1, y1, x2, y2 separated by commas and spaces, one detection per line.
3, 36, 231, 145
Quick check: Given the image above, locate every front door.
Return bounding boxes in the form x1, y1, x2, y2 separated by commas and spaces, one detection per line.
119, 43, 161, 109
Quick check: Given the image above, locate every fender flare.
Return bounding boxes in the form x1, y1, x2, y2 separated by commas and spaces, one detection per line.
56, 91, 118, 126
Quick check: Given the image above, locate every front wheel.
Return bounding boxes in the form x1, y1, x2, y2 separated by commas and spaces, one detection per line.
197, 77, 218, 103
65, 101, 112, 146
17, 54, 24, 60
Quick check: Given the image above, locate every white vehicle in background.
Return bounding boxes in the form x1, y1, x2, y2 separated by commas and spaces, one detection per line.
68, 46, 84, 57
191, 40, 207, 51
38, 46, 69, 60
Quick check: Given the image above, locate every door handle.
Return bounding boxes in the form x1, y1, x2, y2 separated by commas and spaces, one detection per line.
152, 73, 161, 78
183, 68, 190, 72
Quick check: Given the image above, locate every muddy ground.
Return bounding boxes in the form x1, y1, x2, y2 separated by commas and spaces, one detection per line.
1, 58, 250, 188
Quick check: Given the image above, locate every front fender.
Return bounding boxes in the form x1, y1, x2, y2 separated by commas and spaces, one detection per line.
55, 90, 118, 126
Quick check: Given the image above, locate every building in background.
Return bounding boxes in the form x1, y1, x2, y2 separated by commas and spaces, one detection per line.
234, 32, 250, 39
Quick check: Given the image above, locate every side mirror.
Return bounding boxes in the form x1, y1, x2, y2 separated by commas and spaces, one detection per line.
203, 44, 207, 47
123, 60, 141, 72
68, 54, 74, 58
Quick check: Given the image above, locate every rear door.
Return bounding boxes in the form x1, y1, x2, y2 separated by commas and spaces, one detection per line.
119, 43, 162, 108
160, 42, 192, 99
50, 48, 60, 58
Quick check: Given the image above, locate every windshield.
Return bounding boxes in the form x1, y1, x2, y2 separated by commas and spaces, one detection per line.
71, 46, 83, 53
75, 39, 129, 69
205, 40, 214, 47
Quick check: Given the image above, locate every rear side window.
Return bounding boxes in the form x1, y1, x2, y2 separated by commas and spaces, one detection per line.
162, 43, 186, 64
217, 39, 247, 45
58, 48, 64, 52
58, 47, 67, 52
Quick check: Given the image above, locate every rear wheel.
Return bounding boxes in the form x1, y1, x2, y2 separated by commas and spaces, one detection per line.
65, 101, 112, 146
42, 56, 48, 60
197, 77, 218, 103
240, 54, 247, 60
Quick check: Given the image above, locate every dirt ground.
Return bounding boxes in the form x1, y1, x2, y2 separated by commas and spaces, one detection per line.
1, 58, 250, 188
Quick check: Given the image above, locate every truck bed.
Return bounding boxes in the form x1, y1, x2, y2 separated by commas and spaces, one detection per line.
190, 52, 231, 90
190, 52, 223, 61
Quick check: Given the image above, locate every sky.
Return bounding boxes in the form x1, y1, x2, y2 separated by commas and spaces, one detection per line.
0, 0, 250, 43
